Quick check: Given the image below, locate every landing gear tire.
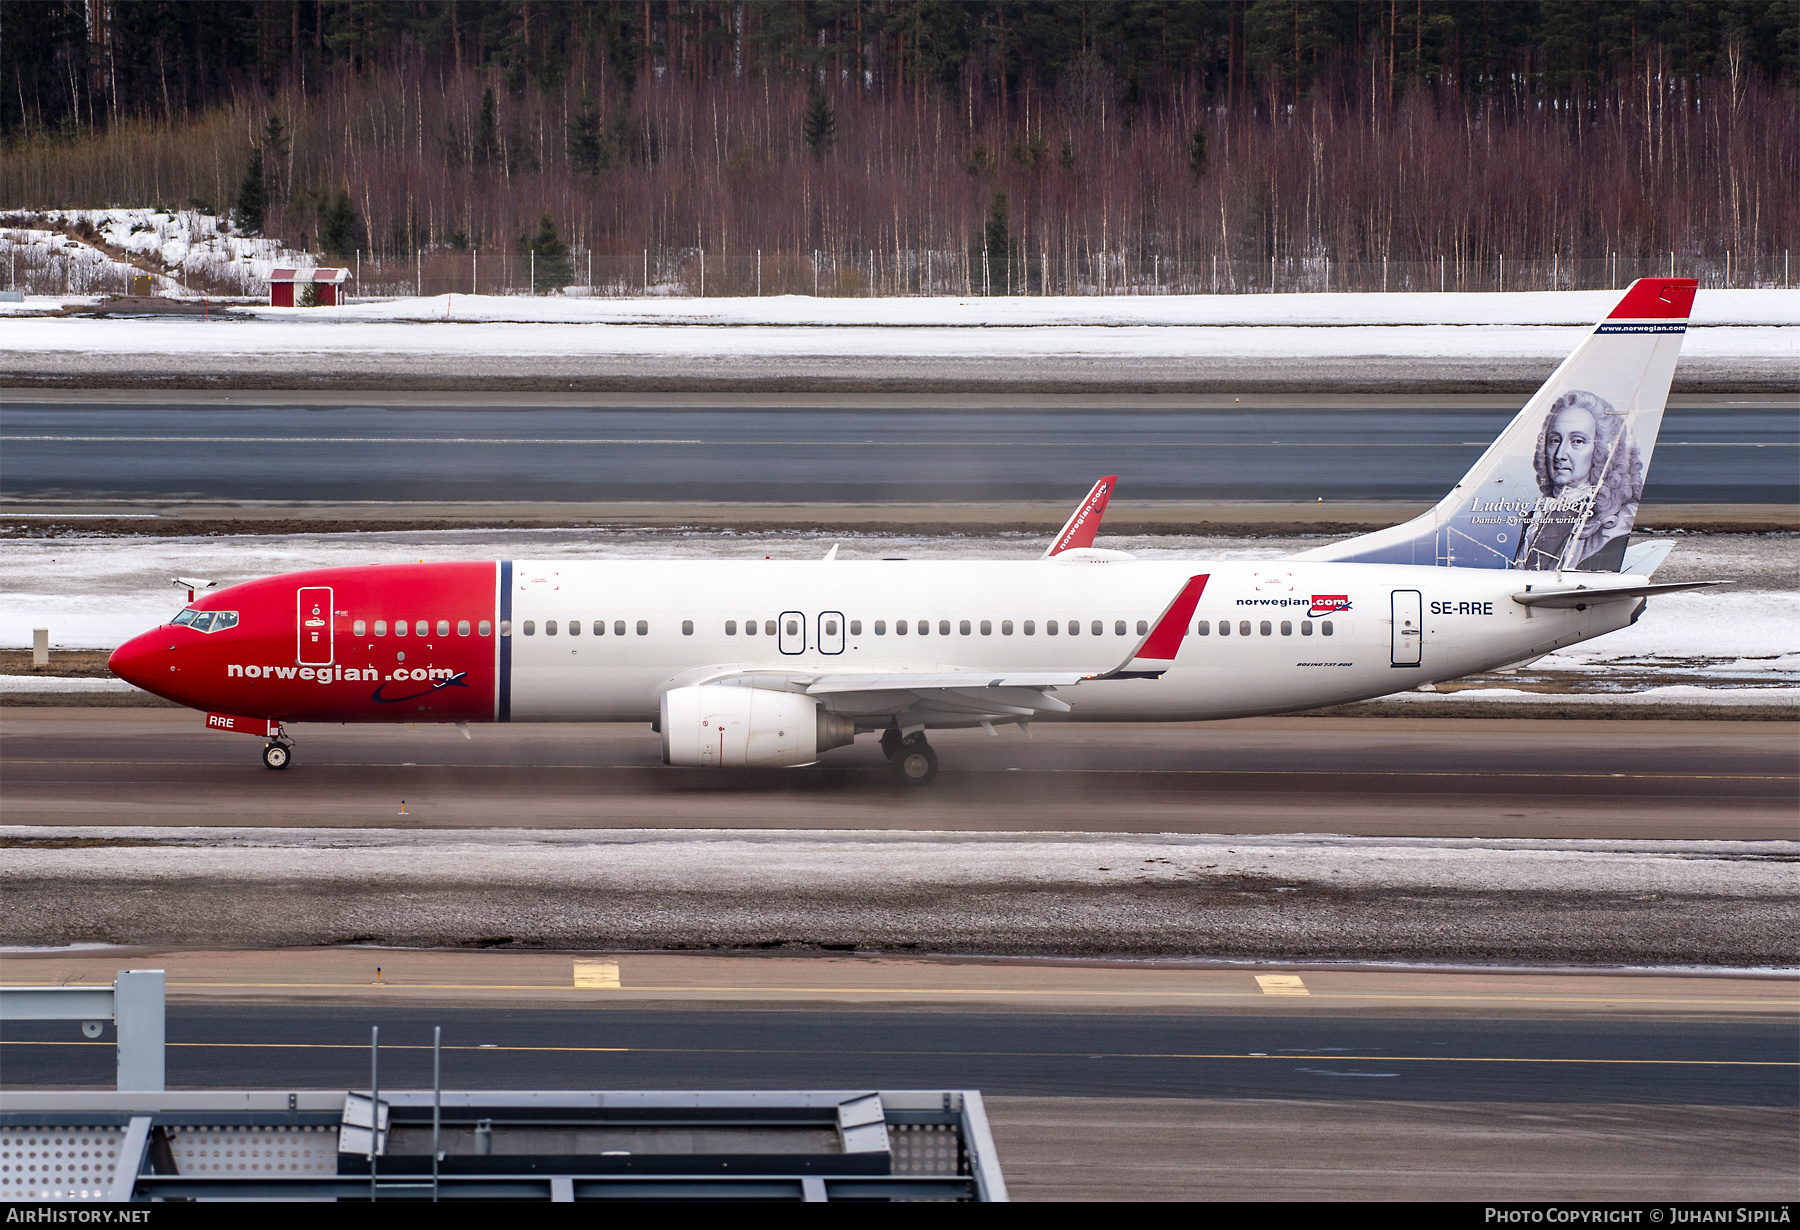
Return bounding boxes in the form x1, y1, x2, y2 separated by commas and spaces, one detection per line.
892, 740, 937, 787
879, 728, 905, 761
262, 742, 292, 770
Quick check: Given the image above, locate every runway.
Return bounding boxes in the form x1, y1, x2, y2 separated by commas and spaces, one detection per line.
4, 708, 1793, 838
3, 951, 1793, 1201
4, 394, 1794, 504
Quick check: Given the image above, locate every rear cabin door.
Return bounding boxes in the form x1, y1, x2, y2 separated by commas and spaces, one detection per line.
1391, 589, 1422, 667
297, 586, 334, 666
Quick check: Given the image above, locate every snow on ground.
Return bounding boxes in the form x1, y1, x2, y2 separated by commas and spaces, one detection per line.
0, 208, 309, 301
3, 529, 1791, 702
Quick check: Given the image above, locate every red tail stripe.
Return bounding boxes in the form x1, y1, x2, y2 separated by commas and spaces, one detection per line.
1606, 278, 1697, 321
1139, 575, 1209, 660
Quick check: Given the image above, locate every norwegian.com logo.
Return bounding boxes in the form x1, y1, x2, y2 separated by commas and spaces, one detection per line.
1309, 595, 1353, 617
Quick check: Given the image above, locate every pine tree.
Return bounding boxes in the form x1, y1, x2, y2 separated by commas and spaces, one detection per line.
520, 213, 573, 290
318, 187, 359, 257
1188, 125, 1208, 177
984, 190, 1011, 294
475, 87, 499, 166
234, 148, 266, 233
567, 96, 609, 173
802, 89, 835, 161
261, 114, 289, 162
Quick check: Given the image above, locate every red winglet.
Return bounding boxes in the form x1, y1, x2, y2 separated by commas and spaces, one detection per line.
1047, 476, 1118, 555
1137, 575, 1209, 661
1606, 278, 1697, 321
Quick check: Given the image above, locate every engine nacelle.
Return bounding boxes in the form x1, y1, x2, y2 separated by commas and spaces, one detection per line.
660, 684, 856, 768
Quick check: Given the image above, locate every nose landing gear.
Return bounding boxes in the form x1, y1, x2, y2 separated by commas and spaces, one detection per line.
261, 731, 293, 770
882, 729, 938, 787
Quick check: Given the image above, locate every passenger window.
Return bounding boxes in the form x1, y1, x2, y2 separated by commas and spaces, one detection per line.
458, 620, 470, 636
1047, 620, 1059, 636
939, 620, 951, 636
353, 620, 367, 636
683, 620, 694, 636
523, 620, 536, 636
568, 619, 580, 636
1002, 620, 1013, 635
726, 620, 738, 635
1301, 621, 1314, 636
395, 620, 408, 637
499, 620, 512, 636
1218, 621, 1230, 636
617, 620, 629, 637
1114, 621, 1126, 636
1023, 620, 1035, 635
437, 619, 450, 636
1260, 621, 1271, 636
1067, 620, 1078, 636
1322, 621, 1334, 636
1239, 621, 1252, 636
1093, 621, 1104, 636
479, 621, 492, 637
980, 620, 991, 636
849, 620, 862, 636
637, 621, 649, 636
958, 620, 969, 636
546, 620, 558, 636
917, 620, 928, 635
1280, 621, 1292, 636
824, 619, 838, 636
785, 618, 799, 636
593, 620, 605, 636
414, 620, 426, 637
764, 620, 776, 636
743, 619, 756, 636
374, 620, 388, 636
1196, 621, 1210, 636
1137, 620, 1148, 635
896, 619, 907, 636
874, 620, 886, 635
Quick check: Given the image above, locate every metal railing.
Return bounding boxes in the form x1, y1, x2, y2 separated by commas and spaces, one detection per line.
0, 969, 164, 1092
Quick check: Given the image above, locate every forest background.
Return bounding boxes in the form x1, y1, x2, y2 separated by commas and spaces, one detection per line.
3, 1, 1796, 296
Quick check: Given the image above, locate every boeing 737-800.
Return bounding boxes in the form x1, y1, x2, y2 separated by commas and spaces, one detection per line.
108, 279, 1712, 785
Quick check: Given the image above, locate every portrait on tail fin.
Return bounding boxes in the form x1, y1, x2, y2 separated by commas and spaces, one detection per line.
1513, 390, 1644, 572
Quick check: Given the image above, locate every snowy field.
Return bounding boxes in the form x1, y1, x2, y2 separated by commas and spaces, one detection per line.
3, 527, 1793, 702
0, 208, 306, 298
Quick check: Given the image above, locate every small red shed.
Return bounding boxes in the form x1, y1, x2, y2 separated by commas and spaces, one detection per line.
269, 267, 349, 307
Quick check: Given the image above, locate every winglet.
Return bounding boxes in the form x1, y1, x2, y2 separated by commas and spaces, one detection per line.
1089, 574, 1208, 680
1044, 476, 1118, 557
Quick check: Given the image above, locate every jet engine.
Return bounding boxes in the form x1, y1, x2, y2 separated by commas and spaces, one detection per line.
660, 684, 856, 768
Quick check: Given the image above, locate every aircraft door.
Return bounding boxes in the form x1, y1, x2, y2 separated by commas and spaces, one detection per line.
297, 586, 334, 666
1391, 589, 1422, 667
818, 611, 845, 655
778, 610, 806, 655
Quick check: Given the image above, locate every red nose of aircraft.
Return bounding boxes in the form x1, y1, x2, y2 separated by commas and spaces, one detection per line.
108, 627, 174, 696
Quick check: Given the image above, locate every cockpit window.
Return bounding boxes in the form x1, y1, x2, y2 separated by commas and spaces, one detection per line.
174, 609, 238, 633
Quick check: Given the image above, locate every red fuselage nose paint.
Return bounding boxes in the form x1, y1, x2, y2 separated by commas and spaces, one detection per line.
111, 563, 501, 724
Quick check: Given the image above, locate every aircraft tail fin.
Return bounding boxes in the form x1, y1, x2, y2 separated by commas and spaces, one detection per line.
1044, 476, 1118, 557
1294, 278, 1696, 572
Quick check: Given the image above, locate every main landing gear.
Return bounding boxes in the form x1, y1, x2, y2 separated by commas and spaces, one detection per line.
881, 729, 938, 787
261, 733, 294, 770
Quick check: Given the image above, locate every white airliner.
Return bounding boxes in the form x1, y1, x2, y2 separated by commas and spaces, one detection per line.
110, 279, 1713, 784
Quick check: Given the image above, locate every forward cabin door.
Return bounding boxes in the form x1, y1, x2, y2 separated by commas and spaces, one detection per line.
818, 611, 845, 655
297, 586, 334, 666
778, 610, 806, 655
1391, 589, 1422, 667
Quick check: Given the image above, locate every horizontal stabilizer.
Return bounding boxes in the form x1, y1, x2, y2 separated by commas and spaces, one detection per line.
1511, 579, 1722, 608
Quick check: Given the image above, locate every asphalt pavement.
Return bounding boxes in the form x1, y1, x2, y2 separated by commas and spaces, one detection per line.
4, 394, 1793, 504
4, 709, 1792, 838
